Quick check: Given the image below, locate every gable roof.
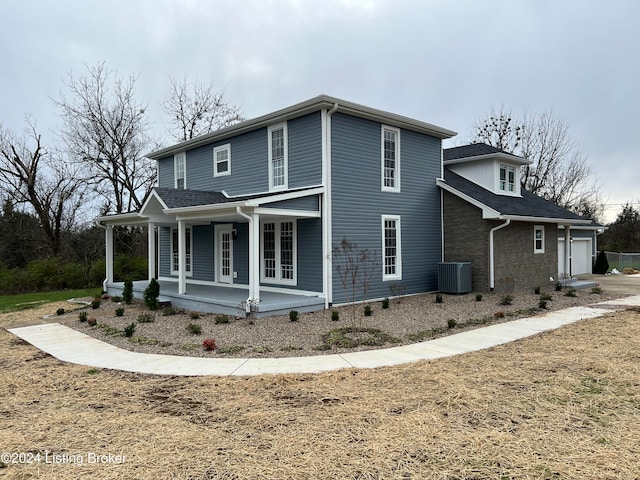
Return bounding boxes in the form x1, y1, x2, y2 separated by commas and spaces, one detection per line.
153, 188, 231, 209
444, 143, 531, 165
440, 169, 591, 224
148, 95, 457, 160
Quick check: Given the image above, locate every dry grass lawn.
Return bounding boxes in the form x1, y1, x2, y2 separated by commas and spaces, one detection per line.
1, 306, 639, 479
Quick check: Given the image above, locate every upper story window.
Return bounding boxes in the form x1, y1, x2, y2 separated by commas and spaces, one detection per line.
382, 126, 401, 192
174, 152, 186, 189
499, 164, 516, 193
268, 123, 288, 191
534, 225, 545, 254
213, 144, 231, 177
382, 215, 402, 281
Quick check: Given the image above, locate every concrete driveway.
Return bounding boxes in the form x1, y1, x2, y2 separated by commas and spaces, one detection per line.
578, 273, 640, 296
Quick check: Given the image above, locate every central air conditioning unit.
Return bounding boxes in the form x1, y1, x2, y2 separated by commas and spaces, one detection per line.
438, 262, 472, 294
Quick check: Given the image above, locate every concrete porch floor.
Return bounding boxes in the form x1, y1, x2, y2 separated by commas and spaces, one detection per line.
107, 280, 325, 317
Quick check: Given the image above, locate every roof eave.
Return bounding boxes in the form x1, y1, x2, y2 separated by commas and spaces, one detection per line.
444, 152, 531, 166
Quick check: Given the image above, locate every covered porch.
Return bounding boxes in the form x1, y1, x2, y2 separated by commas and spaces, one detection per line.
107, 280, 326, 318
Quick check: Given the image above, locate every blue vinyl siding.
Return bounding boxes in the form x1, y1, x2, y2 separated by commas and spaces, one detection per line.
232, 223, 249, 285
331, 113, 442, 304
288, 112, 322, 188
192, 224, 213, 282
158, 156, 174, 188
265, 194, 320, 211
158, 226, 171, 277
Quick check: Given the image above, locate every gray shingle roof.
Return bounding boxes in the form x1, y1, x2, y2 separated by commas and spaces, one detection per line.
444, 143, 522, 162
443, 169, 587, 221
153, 188, 231, 208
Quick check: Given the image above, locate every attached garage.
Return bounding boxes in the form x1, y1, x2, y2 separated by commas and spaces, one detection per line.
558, 237, 593, 275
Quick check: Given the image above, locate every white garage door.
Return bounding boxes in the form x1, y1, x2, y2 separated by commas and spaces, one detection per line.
558, 238, 592, 275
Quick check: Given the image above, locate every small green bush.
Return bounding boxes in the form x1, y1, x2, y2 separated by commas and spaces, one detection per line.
593, 250, 609, 275
78, 311, 88, 322
289, 310, 299, 322
187, 323, 202, 335
591, 286, 603, 294
475, 293, 483, 302
115, 307, 125, 317
214, 314, 230, 324
540, 293, 553, 301
555, 283, 563, 292
363, 305, 372, 316
435, 294, 443, 304
111, 295, 123, 303
331, 310, 340, 321
565, 288, 577, 297
447, 318, 457, 329
91, 298, 101, 309
122, 279, 134, 305
56, 308, 65, 315
162, 307, 177, 316
381, 298, 390, 309
539, 299, 548, 309
144, 278, 160, 310
123, 323, 136, 338
136, 312, 155, 323
534, 286, 541, 295
500, 295, 513, 306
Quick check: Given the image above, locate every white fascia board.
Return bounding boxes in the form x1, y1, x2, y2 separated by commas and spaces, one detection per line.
166, 201, 249, 216
252, 207, 321, 218
499, 214, 593, 224
139, 189, 170, 215
437, 178, 501, 218
444, 152, 532, 166
558, 224, 607, 231
95, 212, 147, 226
244, 186, 324, 206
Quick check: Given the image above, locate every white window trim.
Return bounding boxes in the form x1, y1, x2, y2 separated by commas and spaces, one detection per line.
213, 143, 231, 178
268, 122, 288, 192
170, 226, 193, 276
534, 225, 545, 254
381, 215, 402, 281
260, 220, 297, 286
174, 152, 186, 189
498, 163, 517, 195
381, 125, 401, 192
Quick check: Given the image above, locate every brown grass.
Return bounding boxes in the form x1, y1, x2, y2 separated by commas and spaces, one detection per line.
1, 307, 639, 479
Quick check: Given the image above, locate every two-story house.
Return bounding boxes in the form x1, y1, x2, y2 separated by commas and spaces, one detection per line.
97, 95, 456, 316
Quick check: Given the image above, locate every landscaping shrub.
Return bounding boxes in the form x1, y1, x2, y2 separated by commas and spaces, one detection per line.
87, 317, 97, 326
136, 312, 155, 323
494, 311, 505, 319
447, 318, 457, 329
593, 250, 609, 274
435, 294, 443, 304
475, 293, 483, 302
363, 305, 372, 316
78, 311, 88, 322
91, 298, 101, 309
214, 314, 230, 324
115, 307, 125, 317
144, 278, 160, 310
202, 338, 217, 351
122, 280, 134, 305
190, 311, 201, 320
56, 308, 65, 315
331, 310, 340, 321
381, 298, 390, 309
539, 299, 548, 309
591, 286, 603, 294
111, 295, 123, 303
540, 293, 553, 301
187, 323, 202, 335
555, 283, 563, 291
289, 310, 299, 322
123, 322, 136, 338
500, 295, 513, 306
162, 307, 177, 316
565, 288, 577, 297
534, 286, 541, 294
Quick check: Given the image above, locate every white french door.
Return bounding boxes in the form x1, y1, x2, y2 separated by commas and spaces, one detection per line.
215, 225, 233, 284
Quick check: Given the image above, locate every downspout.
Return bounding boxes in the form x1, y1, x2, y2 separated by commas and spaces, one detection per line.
489, 218, 510, 291
236, 206, 254, 314
323, 102, 339, 309
95, 220, 109, 292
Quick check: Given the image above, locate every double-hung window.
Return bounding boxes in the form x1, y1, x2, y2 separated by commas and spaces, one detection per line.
382, 215, 402, 280
499, 164, 516, 192
534, 225, 545, 254
213, 144, 231, 177
174, 152, 186, 189
382, 126, 400, 192
171, 227, 192, 275
261, 220, 296, 285
268, 123, 288, 191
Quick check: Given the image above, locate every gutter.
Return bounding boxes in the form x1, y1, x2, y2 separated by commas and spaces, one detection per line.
489, 219, 511, 291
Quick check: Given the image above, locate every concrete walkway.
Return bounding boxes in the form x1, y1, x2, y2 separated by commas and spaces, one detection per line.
8, 295, 640, 377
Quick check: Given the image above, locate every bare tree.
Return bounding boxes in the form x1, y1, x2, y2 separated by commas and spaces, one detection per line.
472, 106, 603, 218
54, 63, 157, 214
0, 120, 86, 256
162, 76, 244, 142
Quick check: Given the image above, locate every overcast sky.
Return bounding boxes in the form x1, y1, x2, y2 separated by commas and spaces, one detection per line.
1, 0, 638, 222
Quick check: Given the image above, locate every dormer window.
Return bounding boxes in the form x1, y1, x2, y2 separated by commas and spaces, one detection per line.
499, 164, 516, 193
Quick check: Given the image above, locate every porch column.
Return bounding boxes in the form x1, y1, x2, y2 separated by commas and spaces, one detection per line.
178, 219, 187, 295
104, 224, 114, 291
248, 212, 260, 302
147, 222, 156, 281
564, 225, 571, 280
